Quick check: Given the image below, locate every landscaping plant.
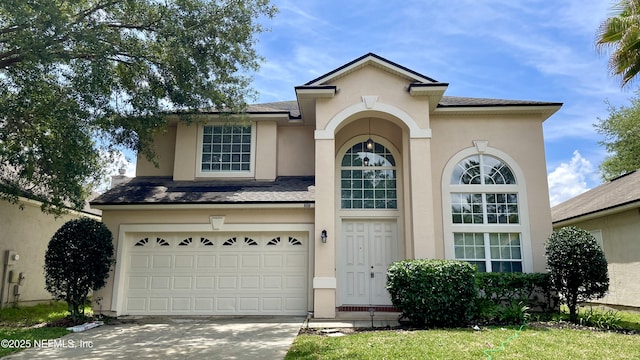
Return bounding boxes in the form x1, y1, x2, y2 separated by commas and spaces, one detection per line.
44, 218, 114, 320
386, 259, 476, 327
545, 226, 609, 323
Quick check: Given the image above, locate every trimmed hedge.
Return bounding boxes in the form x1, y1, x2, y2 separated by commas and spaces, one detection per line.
386, 259, 476, 327
387, 259, 558, 327
475, 272, 557, 313
473, 272, 557, 324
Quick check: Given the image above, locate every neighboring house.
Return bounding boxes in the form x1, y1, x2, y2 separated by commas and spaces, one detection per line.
0, 195, 101, 309
551, 170, 640, 308
91, 53, 562, 318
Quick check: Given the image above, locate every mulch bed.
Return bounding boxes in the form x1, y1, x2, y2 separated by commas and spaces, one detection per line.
300, 322, 639, 336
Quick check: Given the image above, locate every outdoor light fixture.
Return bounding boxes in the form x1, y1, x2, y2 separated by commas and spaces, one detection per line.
321, 230, 328, 243
366, 118, 374, 150
363, 156, 370, 166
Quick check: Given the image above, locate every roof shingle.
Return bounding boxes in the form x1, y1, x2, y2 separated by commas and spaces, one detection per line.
91, 176, 315, 205
551, 171, 640, 224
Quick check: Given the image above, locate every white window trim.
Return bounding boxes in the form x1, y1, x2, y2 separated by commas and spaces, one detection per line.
195, 122, 256, 178
442, 142, 533, 272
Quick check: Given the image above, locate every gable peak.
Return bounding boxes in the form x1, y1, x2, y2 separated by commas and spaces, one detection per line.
304, 53, 442, 86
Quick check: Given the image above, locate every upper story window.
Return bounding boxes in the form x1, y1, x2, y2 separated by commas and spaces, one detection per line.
447, 153, 524, 272
340, 141, 397, 209
198, 123, 255, 177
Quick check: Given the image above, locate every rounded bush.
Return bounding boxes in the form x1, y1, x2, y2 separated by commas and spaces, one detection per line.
386, 259, 476, 328
546, 226, 609, 323
45, 218, 114, 319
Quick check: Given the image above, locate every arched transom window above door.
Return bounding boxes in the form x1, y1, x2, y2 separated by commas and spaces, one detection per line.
340, 141, 397, 209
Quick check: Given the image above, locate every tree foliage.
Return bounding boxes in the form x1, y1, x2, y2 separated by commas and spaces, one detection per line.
545, 226, 609, 323
44, 218, 114, 320
0, 0, 277, 214
595, 92, 640, 180
596, 0, 640, 87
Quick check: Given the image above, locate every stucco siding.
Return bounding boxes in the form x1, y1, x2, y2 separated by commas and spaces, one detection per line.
554, 209, 640, 307
0, 199, 99, 307
136, 124, 177, 177
277, 125, 315, 176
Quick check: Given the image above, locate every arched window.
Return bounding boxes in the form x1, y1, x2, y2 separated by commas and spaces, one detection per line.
448, 154, 523, 272
340, 141, 397, 209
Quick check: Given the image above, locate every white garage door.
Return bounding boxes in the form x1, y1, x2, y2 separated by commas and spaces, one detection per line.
123, 232, 308, 315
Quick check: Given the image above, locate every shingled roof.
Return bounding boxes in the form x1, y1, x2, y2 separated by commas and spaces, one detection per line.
551, 170, 640, 225
91, 176, 315, 206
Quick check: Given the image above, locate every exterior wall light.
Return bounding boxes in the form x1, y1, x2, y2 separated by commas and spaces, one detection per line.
321, 230, 328, 243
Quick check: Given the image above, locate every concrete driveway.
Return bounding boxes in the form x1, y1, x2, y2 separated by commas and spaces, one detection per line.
4, 316, 304, 360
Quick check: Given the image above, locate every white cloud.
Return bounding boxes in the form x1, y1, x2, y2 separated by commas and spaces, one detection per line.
547, 150, 594, 206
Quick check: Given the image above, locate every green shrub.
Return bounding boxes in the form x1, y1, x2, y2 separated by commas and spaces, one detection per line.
473, 272, 555, 324
475, 272, 557, 311
386, 259, 476, 328
578, 308, 621, 330
546, 226, 609, 323
44, 218, 114, 320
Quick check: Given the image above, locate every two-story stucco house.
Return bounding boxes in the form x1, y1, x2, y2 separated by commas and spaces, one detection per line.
91, 53, 562, 319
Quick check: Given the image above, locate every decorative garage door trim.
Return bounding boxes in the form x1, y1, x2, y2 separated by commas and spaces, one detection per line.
112, 223, 314, 316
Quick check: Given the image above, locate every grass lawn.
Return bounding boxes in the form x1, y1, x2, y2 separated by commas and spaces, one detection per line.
287, 309, 640, 360
0, 302, 76, 357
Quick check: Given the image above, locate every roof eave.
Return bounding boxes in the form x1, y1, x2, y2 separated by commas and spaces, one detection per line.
91, 201, 315, 210
435, 104, 562, 119
552, 200, 640, 227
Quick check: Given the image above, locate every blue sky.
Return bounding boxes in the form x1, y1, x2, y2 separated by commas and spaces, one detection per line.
245, 0, 632, 205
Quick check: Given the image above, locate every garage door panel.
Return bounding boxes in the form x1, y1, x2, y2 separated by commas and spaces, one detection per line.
152, 256, 172, 268
264, 254, 283, 267
196, 255, 216, 268
195, 276, 215, 289
240, 275, 260, 289
241, 255, 260, 267
217, 298, 237, 311
262, 298, 282, 311
128, 276, 148, 289
172, 298, 191, 311
239, 298, 259, 312
285, 276, 306, 290
150, 277, 171, 289
124, 232, 308, 315
286, 254, 306, 267
130, 255, 150, 268
175, 255, 194, 268
219, 255, 238, 268
195, 298, 214, 311
218, 276, 237, 289
127, 298, 146, 311
263, 276, 282, 289
173, 277, 192, 289
149, 298, 169, 311
285, 297, 306, 312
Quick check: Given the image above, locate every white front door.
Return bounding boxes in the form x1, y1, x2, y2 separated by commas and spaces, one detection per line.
341, 220, 398, 305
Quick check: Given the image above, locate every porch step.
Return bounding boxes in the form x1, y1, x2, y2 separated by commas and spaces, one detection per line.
306, 311, 401, 329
